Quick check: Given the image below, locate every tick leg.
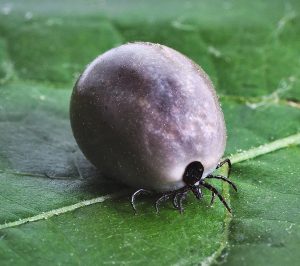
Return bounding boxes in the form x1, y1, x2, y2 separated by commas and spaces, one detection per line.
201, 182, 232, 213
172, 186, 189, 210
173, 193, 180, 209
191, 185, 203, 200
178, 192, 188, 214
195, 184, 213, 205
206, 175, 237, 192
216, 158, 232, 178
210, 191, 215, 205
131, 189, 152, 214
173, 192, 185, 212
155, 193, 171, 213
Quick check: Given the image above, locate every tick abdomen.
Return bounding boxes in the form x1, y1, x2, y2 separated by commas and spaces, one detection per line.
70, 42, 226, 191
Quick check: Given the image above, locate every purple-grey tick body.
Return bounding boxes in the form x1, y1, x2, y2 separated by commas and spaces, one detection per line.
70, 42, 237, 213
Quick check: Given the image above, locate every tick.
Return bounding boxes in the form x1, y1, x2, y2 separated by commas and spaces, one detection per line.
70, 42, 237, 214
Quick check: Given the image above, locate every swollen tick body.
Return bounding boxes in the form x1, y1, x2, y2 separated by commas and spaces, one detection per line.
70, 42, 237, 214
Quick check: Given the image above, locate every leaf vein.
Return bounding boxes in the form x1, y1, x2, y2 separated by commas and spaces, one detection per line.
0, 191, 129, 230
0, 132, 299, 234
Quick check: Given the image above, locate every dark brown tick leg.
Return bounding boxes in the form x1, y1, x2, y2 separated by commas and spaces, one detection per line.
155, 193, 172, 213
201, 182, 232, 213
216, 158, 232, 177
206, 174, 237, 192
131, 189, 152, 214
173, 193, 180, 209
178, 192, 188, 214
172, 186, 189, 210
210, 191, 215, 205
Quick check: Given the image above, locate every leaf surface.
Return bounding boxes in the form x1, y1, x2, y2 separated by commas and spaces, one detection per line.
0, 1, 299, 265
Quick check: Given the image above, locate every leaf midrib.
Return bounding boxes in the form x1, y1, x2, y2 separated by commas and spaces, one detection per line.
0, 191, 129, 230
0, 132, 299, 231
0, 132, 299, 266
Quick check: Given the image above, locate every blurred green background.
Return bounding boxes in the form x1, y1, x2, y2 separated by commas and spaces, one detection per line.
0, 1, 299, 265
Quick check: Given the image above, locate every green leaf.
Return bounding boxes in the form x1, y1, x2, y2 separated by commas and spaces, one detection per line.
0, 1, 300, 265
224, 147, 300, 266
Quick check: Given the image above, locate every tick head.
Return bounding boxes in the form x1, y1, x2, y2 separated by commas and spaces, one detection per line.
182, 161, 204, 186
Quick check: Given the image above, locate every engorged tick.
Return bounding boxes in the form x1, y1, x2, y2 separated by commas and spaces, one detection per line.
70, 42, 237, 214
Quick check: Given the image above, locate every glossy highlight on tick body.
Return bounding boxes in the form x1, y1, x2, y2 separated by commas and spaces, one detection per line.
70, 42, 237, 214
